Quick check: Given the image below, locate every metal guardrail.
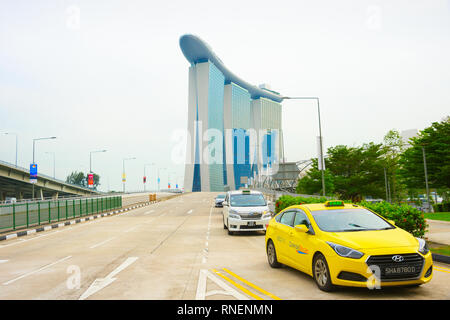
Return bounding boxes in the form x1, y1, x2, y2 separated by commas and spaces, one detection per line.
0, 195, 122, 233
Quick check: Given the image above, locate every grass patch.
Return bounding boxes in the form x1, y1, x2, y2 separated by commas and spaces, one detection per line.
424, 212, 450, 222
428, 242, 450, 256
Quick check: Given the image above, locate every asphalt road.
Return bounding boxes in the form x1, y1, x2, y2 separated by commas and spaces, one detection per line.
0, 192, 449, 300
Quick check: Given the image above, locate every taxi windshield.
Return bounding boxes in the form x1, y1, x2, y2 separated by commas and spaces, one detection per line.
230, 194, 266, 207
311, 208, 394, 232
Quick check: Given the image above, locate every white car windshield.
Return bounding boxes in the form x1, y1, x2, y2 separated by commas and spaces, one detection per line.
230, 194, 266, 207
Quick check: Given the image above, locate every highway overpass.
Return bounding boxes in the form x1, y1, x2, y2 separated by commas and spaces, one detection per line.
0, 160, 101, 201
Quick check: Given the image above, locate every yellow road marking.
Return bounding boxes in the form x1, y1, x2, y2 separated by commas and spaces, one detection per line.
211, 269, 263, 300
434, 266, 450, 274
222, 268, 282, 300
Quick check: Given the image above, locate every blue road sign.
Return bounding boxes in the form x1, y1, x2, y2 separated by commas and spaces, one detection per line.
158, 177, 160, 183
30, 163, 37, 183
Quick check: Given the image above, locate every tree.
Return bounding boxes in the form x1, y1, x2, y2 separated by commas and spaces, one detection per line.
382, 129, 407, 202
296, 159, 335, 196
399, 117, 450, 191
296, 143, 386, 201
66, 171, 101, 190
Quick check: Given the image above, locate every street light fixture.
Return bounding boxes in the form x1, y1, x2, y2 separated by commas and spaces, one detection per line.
282, 96, 326, 196
90, 149, 107, 173
122, 157, 136, 193
4, 132, 18, 167
32, 136, 56, 199
144, 163, 155, 192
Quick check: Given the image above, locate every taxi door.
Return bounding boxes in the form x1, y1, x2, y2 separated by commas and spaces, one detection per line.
272, 210, 296, 265
287, 209, 316, 274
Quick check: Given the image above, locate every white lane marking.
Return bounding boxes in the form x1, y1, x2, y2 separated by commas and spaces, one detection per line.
187, 209, 193, 214
195, 269, 248, 300
0, 260, 9, 264
202, 205, 213, 264
79, 257, 138, 300
3, 256, 72, 285
89, 237, 116, 249
144, 210, 155, 215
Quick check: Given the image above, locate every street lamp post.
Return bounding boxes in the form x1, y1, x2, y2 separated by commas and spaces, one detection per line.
32, 136, 57, 199
144, 163, 155, 192
122, 157, 136, 193
282, 96, 326, 196
90, 150, 107, 173
422, 146, 431, 212
4, 132, 18, 167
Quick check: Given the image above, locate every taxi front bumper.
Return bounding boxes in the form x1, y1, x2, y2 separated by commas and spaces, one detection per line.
324, 248, 433, 288
228, 217, 271, 232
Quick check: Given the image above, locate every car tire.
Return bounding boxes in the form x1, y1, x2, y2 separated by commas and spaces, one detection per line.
313, 253, 335, 292
227, 219, 234, 235
267, 240, 282, 268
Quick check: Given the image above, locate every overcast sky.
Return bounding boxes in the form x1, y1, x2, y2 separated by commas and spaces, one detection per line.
1, 0, 449, 192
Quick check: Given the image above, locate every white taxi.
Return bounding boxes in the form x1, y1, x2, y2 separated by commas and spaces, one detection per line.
222, 190, 272, 235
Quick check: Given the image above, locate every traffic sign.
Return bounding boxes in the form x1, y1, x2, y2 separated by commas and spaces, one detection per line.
122, 173, 126, 182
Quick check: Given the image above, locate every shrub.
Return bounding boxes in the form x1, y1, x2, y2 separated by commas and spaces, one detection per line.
273, 195, 427, 237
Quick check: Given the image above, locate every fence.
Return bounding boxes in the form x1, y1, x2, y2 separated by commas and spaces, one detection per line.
0, 196, 122, 233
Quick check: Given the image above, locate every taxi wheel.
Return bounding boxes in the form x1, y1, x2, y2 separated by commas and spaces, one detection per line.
313, 253, 335, 292
227, 219, 234, 235
267, 240, 281, 268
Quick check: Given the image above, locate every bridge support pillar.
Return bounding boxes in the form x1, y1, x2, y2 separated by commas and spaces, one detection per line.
39, 188, 44, 200
53, 192, 59, 200
0, 192, 5, 201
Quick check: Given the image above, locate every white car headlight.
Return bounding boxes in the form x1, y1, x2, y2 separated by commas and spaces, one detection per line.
262, 211, 272, 219
228, 210, 241, 219
416, 238, 429, 255
327, 242, 364, 259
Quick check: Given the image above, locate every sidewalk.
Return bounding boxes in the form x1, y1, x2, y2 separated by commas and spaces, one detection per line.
425, 219, 450, 246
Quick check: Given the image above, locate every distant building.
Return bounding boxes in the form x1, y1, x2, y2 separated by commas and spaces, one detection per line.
180, 35, 284, 192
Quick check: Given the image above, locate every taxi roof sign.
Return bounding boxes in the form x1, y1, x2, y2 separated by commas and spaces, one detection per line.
325, 200, 345, 207
241, 189, 251, 194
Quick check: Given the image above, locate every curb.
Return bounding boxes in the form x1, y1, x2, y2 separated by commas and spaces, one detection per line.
432, 253, 450, 264
0, 201, 153, 242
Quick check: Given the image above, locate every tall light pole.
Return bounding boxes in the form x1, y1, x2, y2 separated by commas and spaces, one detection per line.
122, 157, 136, 193
90, 150, 107, 173
32, 136, 57, 199
282, 96, 326, 196
144, 163, 155, 192
422, 146, 431, 212
45, 152, 56, 178
4, 132, 18, 167
158, 167, 167, 191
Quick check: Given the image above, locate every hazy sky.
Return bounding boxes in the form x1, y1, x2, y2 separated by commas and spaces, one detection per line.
1, 0, 449, 192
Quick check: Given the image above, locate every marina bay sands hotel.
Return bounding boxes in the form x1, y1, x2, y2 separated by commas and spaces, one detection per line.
180, 35, 284, 192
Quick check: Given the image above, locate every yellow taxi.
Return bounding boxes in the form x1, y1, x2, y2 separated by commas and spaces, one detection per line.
265, 201, 433, 291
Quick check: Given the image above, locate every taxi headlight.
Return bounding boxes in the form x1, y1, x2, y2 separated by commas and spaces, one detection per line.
262, 211, 272, 219
416, 238, 429, 255
327, 242, 364, 259
229, 211, 241, 220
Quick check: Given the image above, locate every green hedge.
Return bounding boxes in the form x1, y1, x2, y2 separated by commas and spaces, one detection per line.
274, 195, 426, 237
432, 202, 450, 212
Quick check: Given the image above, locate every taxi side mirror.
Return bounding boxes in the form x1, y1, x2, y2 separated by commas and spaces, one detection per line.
294, 224, 309, 233
388, 220, 396, 226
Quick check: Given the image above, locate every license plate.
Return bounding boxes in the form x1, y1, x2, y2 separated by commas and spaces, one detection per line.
384, 266, 416, 275
247, 221, 256, 226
